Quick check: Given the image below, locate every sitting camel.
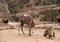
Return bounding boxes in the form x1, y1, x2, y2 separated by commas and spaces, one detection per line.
44, 26, 55, 39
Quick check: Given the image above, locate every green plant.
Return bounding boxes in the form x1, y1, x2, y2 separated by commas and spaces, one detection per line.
12, 15, 20, 22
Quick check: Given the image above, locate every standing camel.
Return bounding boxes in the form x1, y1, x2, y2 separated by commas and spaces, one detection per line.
19, 14, 35, 36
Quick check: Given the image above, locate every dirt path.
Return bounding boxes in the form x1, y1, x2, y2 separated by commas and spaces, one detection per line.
0, 28, 60, 42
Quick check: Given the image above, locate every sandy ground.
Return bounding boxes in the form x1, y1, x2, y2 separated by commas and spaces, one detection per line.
0, 27, 60, 42
0, 21, 60, 42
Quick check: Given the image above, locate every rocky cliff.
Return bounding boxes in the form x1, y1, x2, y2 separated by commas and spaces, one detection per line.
0, 0, 10, 14
0, 0, 59, 14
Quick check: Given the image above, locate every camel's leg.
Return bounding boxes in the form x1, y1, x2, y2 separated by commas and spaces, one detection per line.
19, 26, 20, 35
18, 23, 21, 35
29, 22, 33, 36
53, 32, 55, 38
29, 24, 32, 36
29, 27, 31, 36
21, 25, 25, 34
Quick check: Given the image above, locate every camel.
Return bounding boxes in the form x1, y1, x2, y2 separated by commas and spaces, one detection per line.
19, 14, 35, 36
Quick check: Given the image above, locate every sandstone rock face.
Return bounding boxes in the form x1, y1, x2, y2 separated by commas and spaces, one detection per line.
0, 0, 59, 14
0, 0, 10, 14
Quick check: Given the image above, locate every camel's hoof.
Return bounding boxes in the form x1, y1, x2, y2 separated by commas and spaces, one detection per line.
19, 34, 20, 35
22, 32, 25, 34
29, 34, 31, 36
